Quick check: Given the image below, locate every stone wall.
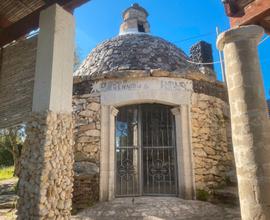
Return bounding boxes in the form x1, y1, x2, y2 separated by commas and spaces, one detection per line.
73, 75, 227, 102
0, 36, 37, 128
72, 94, 101, 210
71, 76, 233, 205
17, 111, 74, 219
192, 79, 228, 102
191, 93, 234, 192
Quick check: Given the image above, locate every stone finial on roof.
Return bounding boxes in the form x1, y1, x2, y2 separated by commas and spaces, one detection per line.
120, 3, 150, 35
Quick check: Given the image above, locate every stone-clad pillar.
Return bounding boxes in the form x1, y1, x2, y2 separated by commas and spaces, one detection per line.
17, 4, 75, 220
217, 25, 270, 220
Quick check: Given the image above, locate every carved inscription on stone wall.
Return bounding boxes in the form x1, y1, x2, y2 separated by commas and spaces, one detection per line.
96, 77, 193, 106
93, 78, 193, 93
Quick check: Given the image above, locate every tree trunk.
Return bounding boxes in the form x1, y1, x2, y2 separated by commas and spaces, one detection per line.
12, 152, 21, 177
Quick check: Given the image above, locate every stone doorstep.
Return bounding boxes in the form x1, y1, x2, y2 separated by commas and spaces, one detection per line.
0, 208, 17, 220
0, 194, 18, 209
0, 178, 18, 190
0, 187, 16, 196
0, 178, 18, 210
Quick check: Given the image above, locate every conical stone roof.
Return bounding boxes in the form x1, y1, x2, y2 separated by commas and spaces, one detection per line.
74, 34, 194, 79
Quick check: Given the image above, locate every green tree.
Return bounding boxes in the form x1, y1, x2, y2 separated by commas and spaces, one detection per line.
0, 125, 25, 177
74, 46, 82, 72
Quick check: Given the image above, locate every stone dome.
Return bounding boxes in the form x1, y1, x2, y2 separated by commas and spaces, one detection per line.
75, 34, 193, 79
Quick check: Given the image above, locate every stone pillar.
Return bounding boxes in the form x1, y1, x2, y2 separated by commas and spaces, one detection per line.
217, 25, 270, 220
108, 106, 119, 200
17, 4, 75, 220
171, 105, 194, 200
100, 105, 118, 201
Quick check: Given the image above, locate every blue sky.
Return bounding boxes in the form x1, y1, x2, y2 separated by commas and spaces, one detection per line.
74, 0, 270, 99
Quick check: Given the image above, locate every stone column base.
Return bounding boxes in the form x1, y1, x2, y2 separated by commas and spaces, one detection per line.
17, 111, 74, 220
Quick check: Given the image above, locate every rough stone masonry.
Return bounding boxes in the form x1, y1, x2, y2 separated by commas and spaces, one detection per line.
16, 3, 75, 219
72, 94, 101, 210
17, 112, 74, 219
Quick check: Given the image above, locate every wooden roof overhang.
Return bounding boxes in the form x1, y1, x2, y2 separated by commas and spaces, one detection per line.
0, 0, 90, 48
223, 0, 270, 34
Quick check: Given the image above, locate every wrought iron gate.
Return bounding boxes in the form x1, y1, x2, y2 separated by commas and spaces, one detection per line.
115, 104, 177, 197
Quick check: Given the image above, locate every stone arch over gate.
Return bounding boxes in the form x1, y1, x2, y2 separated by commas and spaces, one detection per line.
97, 77, 195, 201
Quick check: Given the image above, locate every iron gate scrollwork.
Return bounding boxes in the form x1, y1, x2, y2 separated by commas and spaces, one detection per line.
115, 104, 177, 197
118, 159, 136, 181
149, 159, 169, 181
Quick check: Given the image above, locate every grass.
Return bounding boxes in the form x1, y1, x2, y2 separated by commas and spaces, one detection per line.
196, 189, 210, 201
0, 166, 14, 181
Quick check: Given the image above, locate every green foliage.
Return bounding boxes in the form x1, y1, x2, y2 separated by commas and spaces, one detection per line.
14, 179, 19, 194
74, 46, 82, 72
196, 189, 210, 201
0, 147, 13, 166
0, 125, 25, 176
0, 166, 14, 180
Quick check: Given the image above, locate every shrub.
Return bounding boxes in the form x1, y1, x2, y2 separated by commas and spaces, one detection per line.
0, 148, 14, 166
196, 189, 210, 201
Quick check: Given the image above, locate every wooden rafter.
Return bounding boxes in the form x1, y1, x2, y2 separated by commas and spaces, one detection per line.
258, 19, 270, 34
17, 0, 34, 13
0, 16, 12, 29
42, 0, 53, 5
0, 0, 90, 47
230, 0, 270, 28
0, 10, 39, 47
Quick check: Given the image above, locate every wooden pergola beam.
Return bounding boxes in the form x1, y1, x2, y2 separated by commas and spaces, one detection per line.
0, 16, 12, 29
0, 0, 89, 47
258, 19, 270, 34
230, 0, 270, 27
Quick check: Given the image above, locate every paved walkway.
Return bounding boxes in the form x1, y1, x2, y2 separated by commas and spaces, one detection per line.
0, 178, 18, 220
0, 179, 241, 220
73, 197, 241, 220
